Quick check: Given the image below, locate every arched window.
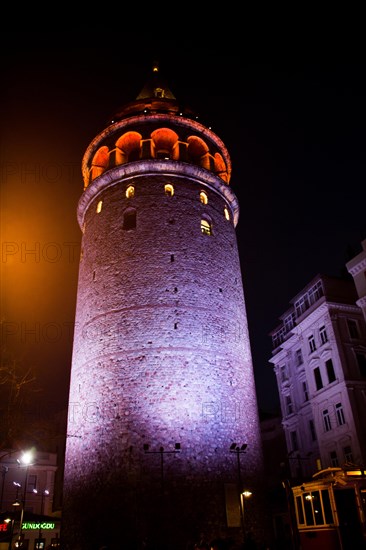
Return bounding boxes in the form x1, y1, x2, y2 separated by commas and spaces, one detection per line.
115, 132, 142, 164
90, 146, 109, 181
201, 219, 212, 236
165, 184, 174, 197
123, 208, 136, 230
151, 128, 179, 160
126, 186, 135, 199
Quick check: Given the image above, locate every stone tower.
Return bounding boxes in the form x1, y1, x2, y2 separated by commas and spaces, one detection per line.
62, 63, 268, 550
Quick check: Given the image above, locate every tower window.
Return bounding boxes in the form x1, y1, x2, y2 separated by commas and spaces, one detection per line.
96, 200, 103, 213
123, 208, 136, 230
165, 184, 174, 197
126, 186, 135, 199
200, 191, 208, 204
201, 219, 212, 236
224, 207, 230, 220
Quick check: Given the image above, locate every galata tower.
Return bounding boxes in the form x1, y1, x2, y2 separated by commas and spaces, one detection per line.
62, 62, 269, 550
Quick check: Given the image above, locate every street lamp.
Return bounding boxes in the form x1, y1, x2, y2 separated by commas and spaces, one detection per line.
4, 516, 15, 550
143, 443, 181, 495
33, 488, 49, 549
16, 450, 34, 547
229, 443, 248, 543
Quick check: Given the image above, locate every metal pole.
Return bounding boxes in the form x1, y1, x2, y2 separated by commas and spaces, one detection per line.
1, 466, 9, 510
7, 518, 14, 550
18, 466, 29, 546
236, 449, 245, 543
159, 447, 164, 496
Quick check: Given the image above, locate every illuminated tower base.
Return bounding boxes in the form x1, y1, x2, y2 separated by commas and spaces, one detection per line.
62, 65, 270, 550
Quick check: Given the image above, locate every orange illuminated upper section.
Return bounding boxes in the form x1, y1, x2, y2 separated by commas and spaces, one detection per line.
82, 63, 232, 189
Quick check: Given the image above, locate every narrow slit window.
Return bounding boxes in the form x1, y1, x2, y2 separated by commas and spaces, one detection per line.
165, 184, 174, 197
96, 200, 103, 213
126, 186, 135, 199
224, 207, 230, 220
200, 191, 208, 204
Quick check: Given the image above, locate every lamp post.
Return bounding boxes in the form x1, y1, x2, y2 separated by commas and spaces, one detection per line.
1, 466, 9, 511
0, 450, 17, 511
16, 450, 34, 548
4, 517, 15, 550
143, 443, 181, 495
33, 488, 49, 549
229, 443, 248, 543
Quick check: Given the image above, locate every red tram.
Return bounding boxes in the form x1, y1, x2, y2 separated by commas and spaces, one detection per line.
291, 467, 366, 550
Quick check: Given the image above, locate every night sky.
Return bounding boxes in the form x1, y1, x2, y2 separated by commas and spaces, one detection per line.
1, 33, 365, 420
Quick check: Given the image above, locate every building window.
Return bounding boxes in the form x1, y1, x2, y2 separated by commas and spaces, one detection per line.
314, 367, 323, 391
330, 451, 339, 467
96, 200, 103, 213
224, 207, 230, 220
285, 395, 293, 415
319, 325, 328, 345
308, 334, 316, 353
335, 402, 345, 426
343, 445, 353, 463
126, 185, 135, 198
347, 319, 359, 339
325, 358, 336, 383
122, 208, 136, 230
295, 348, 303, 366
280, 365, 287, 382
200, 191, 208, 204
201, 219, 212, 236
164, 184, 174, 197
322, 409, 332, 432
356, 352, 366, 377
302, 381, 309, 402
309, 419, 317, 441
290, 430, 298, 451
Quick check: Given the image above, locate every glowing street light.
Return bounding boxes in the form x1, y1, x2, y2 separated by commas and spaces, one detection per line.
16, 449, 35, 547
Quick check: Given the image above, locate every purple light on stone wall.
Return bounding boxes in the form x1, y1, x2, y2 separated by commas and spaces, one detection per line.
61, 90, 270, 550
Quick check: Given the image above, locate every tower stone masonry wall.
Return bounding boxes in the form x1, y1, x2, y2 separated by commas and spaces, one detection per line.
62, 87, 270, 550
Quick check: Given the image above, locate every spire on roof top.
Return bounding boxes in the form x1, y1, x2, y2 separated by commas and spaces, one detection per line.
136, 60, 176, 101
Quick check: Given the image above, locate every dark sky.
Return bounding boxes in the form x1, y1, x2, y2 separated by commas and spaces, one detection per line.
1, 33, 366, 419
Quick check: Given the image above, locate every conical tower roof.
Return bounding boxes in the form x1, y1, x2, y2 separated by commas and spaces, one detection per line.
111, 61, 196, 121
136, 60, 176, 100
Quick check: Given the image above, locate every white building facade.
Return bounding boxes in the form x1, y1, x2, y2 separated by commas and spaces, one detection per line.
269, 273, 366, 480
